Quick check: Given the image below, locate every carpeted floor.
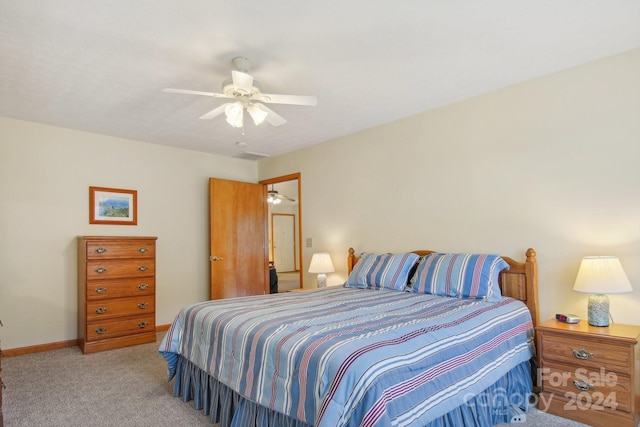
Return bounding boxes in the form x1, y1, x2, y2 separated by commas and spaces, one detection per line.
276, 271, 301, 292
3, 333, 590, 427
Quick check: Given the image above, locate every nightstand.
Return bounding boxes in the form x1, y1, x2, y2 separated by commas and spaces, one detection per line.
536, 319, 640, 427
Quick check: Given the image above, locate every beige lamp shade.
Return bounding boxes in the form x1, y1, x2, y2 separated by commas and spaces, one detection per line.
573, 256, 632, 327
309, 253, 334, 288
573, 256, 632, 294
309, 253, 335, 274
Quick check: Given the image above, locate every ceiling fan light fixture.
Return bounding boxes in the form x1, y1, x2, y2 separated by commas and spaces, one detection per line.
267, 193, 281, 204
225, 102, 244, 128
247, 103, 268, 126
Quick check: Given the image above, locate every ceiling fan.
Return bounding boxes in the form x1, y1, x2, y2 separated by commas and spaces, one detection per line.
163, 57, 317, 128
267, 185, 296, 204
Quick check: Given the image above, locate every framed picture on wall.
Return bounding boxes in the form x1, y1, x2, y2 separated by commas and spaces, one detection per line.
89, 186, 137, 225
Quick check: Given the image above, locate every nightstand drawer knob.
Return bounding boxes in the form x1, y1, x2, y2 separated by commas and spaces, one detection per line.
95, 287, 107, 294
95, 267, 107, 274
138, 265, 148, 272
138, 284, 148, 290
573, 379, 594, 391
94, 307, 107, 314
95, 327, 107, 335
138, 247, 148, 253
95, 247, 107, 254
572, 348, 594, 360
138, 321, 149, 328
138, 302, 148, 309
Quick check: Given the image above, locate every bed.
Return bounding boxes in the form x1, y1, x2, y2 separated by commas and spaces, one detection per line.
159, 247, 539, 427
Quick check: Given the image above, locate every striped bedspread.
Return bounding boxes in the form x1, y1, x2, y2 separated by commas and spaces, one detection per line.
159, 287, 534, 427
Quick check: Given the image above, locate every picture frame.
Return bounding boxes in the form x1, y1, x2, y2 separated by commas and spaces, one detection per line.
89, 186, 137, 225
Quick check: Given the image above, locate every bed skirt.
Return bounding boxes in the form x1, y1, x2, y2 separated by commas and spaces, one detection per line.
170, 356, 533, 427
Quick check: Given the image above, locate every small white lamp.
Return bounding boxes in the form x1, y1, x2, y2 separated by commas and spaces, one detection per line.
309, 253, 334, 288
573, 256, 632, 327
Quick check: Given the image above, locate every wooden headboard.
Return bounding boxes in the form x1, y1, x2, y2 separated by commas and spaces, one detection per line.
347, 247, 540, 328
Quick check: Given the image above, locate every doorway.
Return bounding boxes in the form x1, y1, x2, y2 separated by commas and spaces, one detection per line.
260, 173, 302, 290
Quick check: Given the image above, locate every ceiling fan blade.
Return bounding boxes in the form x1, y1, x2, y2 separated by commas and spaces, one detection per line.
247, 103, 268, 125
231, 70, 254, 92
199, 103, 230, 120
278, 194, 296, 202
257, 93, 317, 106
163, 88, 230, 98
259, 104, 287, 127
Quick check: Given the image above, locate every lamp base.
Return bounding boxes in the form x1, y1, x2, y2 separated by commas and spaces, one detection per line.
587, 294, 609, 327
316, 273, 327, 288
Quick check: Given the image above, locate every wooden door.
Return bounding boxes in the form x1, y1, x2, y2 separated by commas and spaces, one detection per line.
209, 178, 268, 299
273, 214, 296, 272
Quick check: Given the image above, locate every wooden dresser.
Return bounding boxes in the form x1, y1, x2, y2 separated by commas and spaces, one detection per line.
78, 236, 157, 354
537, 319, 640, 427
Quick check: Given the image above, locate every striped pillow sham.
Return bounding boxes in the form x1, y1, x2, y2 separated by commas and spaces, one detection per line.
410, 253, 509, 302
345, 252, 421, 291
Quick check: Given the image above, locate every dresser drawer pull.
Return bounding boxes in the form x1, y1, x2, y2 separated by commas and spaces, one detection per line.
138, 321, 149, 328
138, 266, 148, 272
138, 247, 148, 253
572, 349, 594, 360
138, 302, 148, 309
573, 379, 594, 391
95, 327, 107, 335
95, 267, 107, 274
95, 247, 108, 254
94, 307, 107, 314
95, 287, 107, 294
138, 284, 149, 290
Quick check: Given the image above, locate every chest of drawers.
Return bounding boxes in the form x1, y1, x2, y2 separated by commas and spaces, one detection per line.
78, 236, 157, 354
536, 319, 640, 427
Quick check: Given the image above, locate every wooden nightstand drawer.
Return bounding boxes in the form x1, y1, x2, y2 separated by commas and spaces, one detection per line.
540, 333, 632, 373
540, 361, 632, 411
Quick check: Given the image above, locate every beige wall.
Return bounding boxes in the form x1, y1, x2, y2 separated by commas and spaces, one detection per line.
0, 118, 257, 349
1, 48, 638, 351
259, 48, 640, 325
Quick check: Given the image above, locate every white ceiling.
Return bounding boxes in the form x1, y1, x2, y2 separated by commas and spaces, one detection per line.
1, 1, 639, 160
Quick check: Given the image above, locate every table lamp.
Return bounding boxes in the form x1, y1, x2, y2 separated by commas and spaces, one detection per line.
572, 256, 632, 327
309, 253, 334, 288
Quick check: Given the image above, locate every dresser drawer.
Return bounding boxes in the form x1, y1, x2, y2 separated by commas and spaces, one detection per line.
85, 314, 155, 342
541, 333, 632, 373
86, 277, 154, 300
86, 259, 155, 280
541, 361, 632, 412
85, 240, 155, 260
86, 296, 155, 321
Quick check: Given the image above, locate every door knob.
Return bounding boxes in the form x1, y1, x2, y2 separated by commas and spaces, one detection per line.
211, 256, 224, 261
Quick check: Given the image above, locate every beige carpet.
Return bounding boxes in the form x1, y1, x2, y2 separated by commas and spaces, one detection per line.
3, 333, 589, 427
276, 271, 301, 292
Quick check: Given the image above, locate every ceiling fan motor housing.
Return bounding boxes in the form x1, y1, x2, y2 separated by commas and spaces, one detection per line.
222, 78, 262, 99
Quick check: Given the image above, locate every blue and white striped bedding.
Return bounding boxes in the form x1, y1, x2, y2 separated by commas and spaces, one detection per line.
159, 287, 534, 427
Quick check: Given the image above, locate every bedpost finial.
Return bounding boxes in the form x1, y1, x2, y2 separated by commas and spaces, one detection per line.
348, 247, 355, 257
526, 248, 536, 261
